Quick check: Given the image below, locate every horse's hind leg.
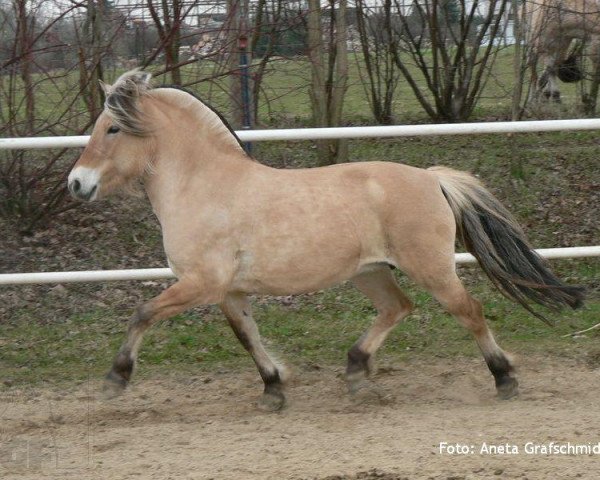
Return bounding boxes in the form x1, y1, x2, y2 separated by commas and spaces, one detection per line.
220, 292, 286, 411
347, 266, 413, 398
423, 273, 518, 399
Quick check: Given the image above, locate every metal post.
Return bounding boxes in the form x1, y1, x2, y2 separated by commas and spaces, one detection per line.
239, 33, 253, 154
238, 0, 253, 154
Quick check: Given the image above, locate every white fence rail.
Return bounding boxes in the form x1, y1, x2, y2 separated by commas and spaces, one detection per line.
3, 119, 600, 150
1, 119, 598, 285
1, 247, 599, 286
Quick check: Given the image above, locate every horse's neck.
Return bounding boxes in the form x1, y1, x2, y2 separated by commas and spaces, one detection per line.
151, 88, 246, 156
143, 139, 253, 222
143, 90, 256, 221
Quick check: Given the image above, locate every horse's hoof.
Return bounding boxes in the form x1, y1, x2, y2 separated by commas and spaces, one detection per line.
496, 377, 519, 400
257, 391, 285, 412
348, 379, 394, 405
102, 371, 128, 399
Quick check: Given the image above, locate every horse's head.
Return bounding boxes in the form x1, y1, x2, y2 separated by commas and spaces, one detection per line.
68, 70, 156, 201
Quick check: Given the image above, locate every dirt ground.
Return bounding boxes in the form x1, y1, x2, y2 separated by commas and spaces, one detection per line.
1, 355, 600, 480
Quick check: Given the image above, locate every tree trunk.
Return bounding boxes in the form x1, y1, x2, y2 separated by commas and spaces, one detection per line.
147, 0, 183, 84
16, 0, 34, 133
88, 0, 104, 119
329, 0, 348, 163
227, 0, 253, 130
307, 0, 348, 165
163, 0, 181, 84
509, 0, 530, 120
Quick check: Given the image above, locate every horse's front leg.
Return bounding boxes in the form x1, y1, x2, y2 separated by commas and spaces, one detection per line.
105, 280, 207, 395
538, 45, 569, 102
220, 292, 286, 411
539, 67, 561, 102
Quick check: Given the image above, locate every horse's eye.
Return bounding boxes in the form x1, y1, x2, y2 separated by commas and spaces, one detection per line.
107, 125, 120, 134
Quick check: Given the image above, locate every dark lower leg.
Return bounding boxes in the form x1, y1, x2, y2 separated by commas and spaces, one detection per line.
106, 351, 135, 387
105, 304, 151, 389
434, 282, 518, 399
468, 310, 518, 399
106, 281, 200, 392
483, 351, 518, 399
221, 293, 285, 410
348, 269, 413, 381
467, 301, 517, 398
259, 366, 285, 404
543, 90, 561, 102
239, 330, 285, 402
347, 342, 372, 377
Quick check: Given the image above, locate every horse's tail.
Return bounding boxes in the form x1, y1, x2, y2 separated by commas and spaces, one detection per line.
429, 166, 585, 324
558, 54, 583, 83
558, 40, 584, 83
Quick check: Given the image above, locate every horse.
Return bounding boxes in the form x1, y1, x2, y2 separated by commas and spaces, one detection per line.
526, 0, 600, 101
67, 70, 584, 411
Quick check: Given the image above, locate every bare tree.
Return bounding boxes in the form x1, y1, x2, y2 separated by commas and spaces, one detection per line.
0, 0, 124, 231
250, 0, 282, 124
354, 0, 401, 124
147, 0, 185, 84
225, 0, 253, 129
14, 0, 36, 133
74, 0, 107, 123
388, 0, 511, 122
511, 0, 528, 120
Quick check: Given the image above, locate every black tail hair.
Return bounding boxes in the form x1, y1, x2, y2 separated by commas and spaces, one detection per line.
558, 54, 583, 83
430, 167, 585, 325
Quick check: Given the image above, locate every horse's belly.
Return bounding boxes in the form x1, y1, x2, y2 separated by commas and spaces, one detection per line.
228, 166, 401, 294
230, 234, 368, 295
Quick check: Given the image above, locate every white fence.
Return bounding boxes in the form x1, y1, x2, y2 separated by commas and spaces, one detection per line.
1, 119, 599, 285
1, 247, 599, 286
4, 118, 600, 150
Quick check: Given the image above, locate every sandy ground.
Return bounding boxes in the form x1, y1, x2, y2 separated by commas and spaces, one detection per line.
1, 355, 599, 480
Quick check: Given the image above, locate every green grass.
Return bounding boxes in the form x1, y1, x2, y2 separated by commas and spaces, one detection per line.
2, 118, 598, 388
2, 45, 595, 133
2, 260, 598, 387
1, 48, 599, 388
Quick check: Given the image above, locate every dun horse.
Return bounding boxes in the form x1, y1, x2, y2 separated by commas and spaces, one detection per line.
68, 71, 584, 410
527, 0, 600, 101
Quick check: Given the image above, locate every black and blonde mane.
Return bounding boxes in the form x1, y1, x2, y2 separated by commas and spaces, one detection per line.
104, 71, 152, 136
158, 85, 249, 154
104, 70, 249, 155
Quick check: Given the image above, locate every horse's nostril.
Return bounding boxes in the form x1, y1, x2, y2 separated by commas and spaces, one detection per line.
72, 179, 81, 193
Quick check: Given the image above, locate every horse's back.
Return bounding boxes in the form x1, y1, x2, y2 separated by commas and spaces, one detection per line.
267, 160, 439, 197
248, 160, 446, 224
228, 160, 455, 294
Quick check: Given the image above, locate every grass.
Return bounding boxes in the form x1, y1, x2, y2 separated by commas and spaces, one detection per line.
1, 128, 598, 387
2, 260, 598, 387
2, 128, 599, 387
2, 45, 596, 133
1, 48, 599, 388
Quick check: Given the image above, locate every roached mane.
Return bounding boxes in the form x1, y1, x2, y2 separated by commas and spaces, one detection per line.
103, 70, 249, 154
104, 70, 153, 136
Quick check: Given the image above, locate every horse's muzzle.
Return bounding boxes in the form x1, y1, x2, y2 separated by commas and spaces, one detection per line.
68, 166, 100, 202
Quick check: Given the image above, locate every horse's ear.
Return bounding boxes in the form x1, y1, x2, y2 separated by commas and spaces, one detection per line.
130, 70, 152, 87
99, 79, 110, 95
139, 72, 152, 84
111, 69, 153, 95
